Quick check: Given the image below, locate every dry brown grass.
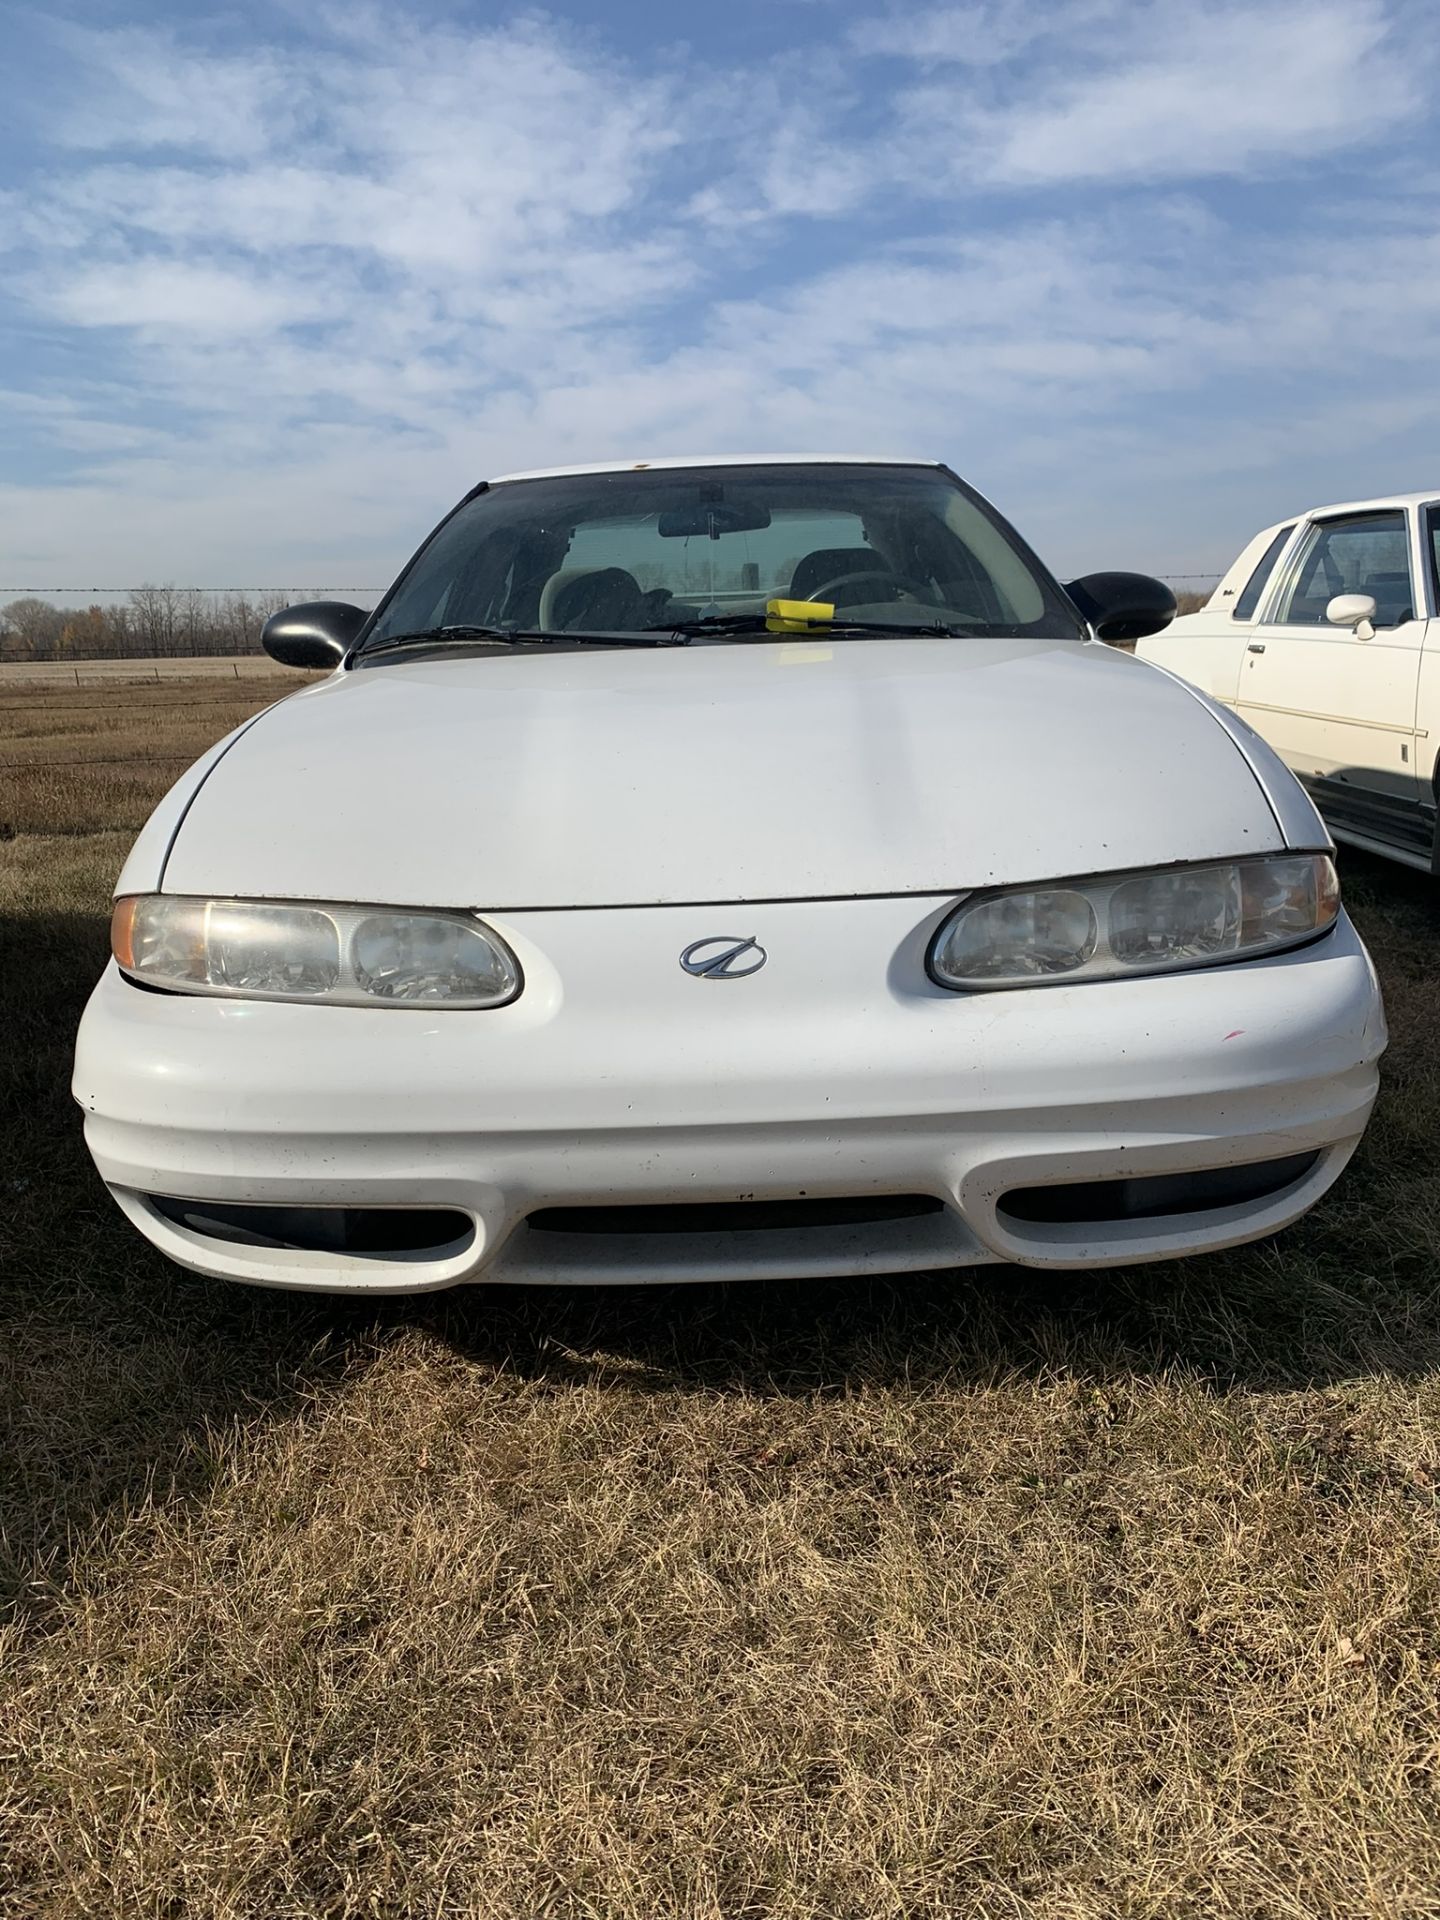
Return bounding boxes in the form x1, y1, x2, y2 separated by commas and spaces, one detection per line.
1173, 590, 1211, 616
2, 682, 1440, 1918
0, 677, 298, 840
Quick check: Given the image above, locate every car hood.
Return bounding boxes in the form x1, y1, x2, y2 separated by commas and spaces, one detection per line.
161, 636, 1284, 908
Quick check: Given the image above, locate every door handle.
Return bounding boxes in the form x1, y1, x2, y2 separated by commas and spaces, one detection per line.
1247, 643, 1266, 654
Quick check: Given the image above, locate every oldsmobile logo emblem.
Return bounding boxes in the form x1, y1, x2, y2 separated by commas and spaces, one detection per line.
679, 935, 768, 980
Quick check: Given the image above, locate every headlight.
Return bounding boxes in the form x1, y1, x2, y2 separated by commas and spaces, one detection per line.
111, 896, 521, 1008
929, 854, 1339, 990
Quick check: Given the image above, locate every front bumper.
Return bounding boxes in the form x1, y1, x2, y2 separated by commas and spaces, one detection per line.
73, 897, 1386, 1291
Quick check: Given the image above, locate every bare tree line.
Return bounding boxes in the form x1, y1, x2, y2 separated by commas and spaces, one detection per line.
0, 587, 308, 661
1, 581, 1214, 661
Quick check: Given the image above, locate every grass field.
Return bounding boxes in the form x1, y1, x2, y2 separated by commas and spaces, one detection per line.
3, 676, 1440, 1918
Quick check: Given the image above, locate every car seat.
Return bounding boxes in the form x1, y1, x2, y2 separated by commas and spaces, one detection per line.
788, 547, 890, 600
539, 567, 647, 631
1361, 571, 1413, 628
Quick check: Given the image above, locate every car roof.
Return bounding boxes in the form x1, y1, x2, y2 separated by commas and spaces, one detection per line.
1299, 489, 1440, 518
488, 454, 943, 484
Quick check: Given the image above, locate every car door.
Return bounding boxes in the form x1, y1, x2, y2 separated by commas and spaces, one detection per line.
1135, 519, 1295, 702
1415, 502, 1440, 851
1236, 507, 1426, 856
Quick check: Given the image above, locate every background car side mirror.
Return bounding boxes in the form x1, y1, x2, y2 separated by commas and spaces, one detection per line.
1326, 593, 1376, 641
1063, 572, 1177, 644
261, 601, 369, 669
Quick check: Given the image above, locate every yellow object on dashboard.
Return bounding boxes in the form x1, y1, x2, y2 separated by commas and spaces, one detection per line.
765, 598, 836, 632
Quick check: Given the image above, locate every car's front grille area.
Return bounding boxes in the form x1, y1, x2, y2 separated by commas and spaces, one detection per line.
498, 1192, 977, 1283
148, 1198, 476, 1257
998, 1153, 1320, 1227
525, 1195, 946, 1236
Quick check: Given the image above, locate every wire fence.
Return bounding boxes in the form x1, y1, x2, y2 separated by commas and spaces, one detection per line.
1, 578, 1226, 592
0, 569, 1227, 780
0, 570, 1225, 670
0, 657, 299, 678
0, 693, 269, 715
0, 585, 389, 668
5, 754, 211, 772
0, 674, 280, 778
0, 587, 387, 595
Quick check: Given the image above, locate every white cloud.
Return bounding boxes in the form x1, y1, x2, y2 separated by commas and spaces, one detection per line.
896, 0, 1425, 186
50, 24, 294, 158
849, 1, 1121, 65
44, 262, 333, 334
1, 2, 1438, 585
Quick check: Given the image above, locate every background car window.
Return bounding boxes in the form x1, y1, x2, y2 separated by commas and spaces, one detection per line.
1427, 505, 1440, 615
1273, 512, 1413, 629
1231, 524, 1294, 620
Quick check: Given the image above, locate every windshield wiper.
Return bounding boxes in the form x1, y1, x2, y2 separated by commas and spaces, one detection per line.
645, 613, 967, 639
361, 624, 679, 657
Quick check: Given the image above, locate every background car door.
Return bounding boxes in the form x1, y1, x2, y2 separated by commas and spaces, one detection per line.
1421, 503, 1440, 812
1135, 520, 1295, 701
1236, 508, 1425, 851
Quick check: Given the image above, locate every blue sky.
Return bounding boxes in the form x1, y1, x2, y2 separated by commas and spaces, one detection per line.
1, 0, 1437, 592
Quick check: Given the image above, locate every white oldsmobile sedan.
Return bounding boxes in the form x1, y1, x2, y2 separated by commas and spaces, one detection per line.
1136, 492, 1440, 871
73, 457, 1386, 1293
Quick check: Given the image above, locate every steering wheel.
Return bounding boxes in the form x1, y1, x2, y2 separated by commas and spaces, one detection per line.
806, 569, 935, 609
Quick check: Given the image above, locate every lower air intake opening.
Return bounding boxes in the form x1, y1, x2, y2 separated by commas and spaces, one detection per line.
526, 1195, 945, 1236
998, 1152, 1320, 1227
149, 1198, 475, 1258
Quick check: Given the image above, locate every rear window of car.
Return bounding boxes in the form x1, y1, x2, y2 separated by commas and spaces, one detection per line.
1231, 524, 1294, 620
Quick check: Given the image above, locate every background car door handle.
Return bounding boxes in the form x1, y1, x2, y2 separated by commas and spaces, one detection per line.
1247, 643, 1266, 654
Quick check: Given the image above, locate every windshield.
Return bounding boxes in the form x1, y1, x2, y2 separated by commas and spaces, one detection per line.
361, 463, 1085, 650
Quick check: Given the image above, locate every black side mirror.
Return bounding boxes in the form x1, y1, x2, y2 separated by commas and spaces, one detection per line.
261, 601, 369, 669
1063, 572, 1176, 644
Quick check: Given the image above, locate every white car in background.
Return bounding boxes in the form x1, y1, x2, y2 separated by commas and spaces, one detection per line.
73, 457, 1384, 1293
1137, 493, 1440, 871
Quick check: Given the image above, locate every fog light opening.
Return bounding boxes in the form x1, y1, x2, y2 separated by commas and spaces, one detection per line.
998, 1153, 1321, 1227
148, 1198, 475, 1258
